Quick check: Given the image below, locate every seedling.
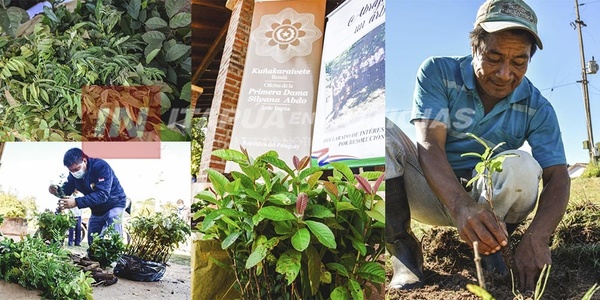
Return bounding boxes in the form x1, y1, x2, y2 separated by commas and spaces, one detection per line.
461, 133, 518, 288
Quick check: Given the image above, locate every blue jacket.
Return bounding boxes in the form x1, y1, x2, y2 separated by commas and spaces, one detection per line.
62, 158, 127, 216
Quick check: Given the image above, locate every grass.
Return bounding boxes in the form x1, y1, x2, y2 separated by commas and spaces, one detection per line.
169, 253, 191, 266
570, 176, 600, 204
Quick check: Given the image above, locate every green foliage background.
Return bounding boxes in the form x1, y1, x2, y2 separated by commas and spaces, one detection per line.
0, 0, 191, 141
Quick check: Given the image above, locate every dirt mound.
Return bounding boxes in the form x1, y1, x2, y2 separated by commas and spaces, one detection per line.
387, 215, 600, 300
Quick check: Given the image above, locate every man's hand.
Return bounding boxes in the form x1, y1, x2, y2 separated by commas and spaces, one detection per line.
455, 202, 508, 254
58, 197, 77, 210
49, 184, 58, 196
514, 232, 551, 291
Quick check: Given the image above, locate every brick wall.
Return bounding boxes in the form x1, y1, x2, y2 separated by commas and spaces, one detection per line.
197, 0, 254, 183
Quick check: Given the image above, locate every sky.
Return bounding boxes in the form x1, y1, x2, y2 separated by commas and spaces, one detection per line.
386, 0, 600, 165
0, 142, 191, 213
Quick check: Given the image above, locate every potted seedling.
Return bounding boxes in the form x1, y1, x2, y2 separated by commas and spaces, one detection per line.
88, 224, 126, 268
114, 212, 190, 281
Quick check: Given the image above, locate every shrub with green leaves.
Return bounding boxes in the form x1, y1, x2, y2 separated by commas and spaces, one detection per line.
0, 0, 191, 141
0, 190, 36, 218
581, 163, 600, 178
35, 210, 76, 246
0, 236, 94, 299
89, 224, 126, 268
126, 212, 190, 263
195, 149, 386, 299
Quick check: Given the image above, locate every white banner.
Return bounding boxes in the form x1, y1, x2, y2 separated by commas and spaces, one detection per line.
311, 0, 385, 167
226, 0, 326, 172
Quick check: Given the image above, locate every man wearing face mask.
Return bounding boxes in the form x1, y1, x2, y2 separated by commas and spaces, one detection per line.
49, 148, 128, 247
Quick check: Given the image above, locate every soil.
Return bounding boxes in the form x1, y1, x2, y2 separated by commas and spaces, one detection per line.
385, 227, 600, 300
0, 261, 190, 300
0, 236, 191, 300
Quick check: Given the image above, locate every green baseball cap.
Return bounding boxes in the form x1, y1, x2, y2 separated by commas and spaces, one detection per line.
475, 0, 543, 49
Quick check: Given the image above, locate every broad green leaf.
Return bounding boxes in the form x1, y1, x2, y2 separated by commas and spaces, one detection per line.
245, 188, 264, 202
357, 262, 386, 284
305, 220, 336, 249
275, 249, 301, 285
348, 236, 367, 255
306, 205, 335, 218
348, 279, 364, 300
194, 190, 217, 204
298, 166, 322, 181
212, 149, 247, 164
268, 193, 293, 205
206, 169, 230, 197
142, 30, 166, 44
330, 286, 350, 300
359, 171, 384, 181
326, 262, 349, 277
330, 162, 356, 183
245, 244, 267, 269
49, 132, 64, 141
260, 155, 294, 177
274, 220, 293, 235
165, 0, 186, 18
126, 0, 141, 19
321, 270, 332, 283
145, 17, 168, 30
305, 245, 321, 295
336, 201, 357, 212
221, 231, 242, 249
169, 12, 191, 28
164, 43, 191, 62
307, 170, 323, 188
240, 165, 262, 180
180, 81, 191, 102
201, 210, 223, 231
365, 201, 385, 224
43, 6, 59, 23
146, 45, 160, 64
258, 206, 295, 221
224, 179, 241, 195
291, 228, 310, 251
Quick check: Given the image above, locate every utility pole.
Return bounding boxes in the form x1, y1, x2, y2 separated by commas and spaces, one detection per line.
574, 0, 597, 163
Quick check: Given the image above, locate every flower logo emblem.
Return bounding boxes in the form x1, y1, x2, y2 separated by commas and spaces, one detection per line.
252, 8, 322, 63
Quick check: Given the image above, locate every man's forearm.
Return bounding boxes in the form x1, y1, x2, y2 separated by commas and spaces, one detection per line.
526, 166, 570, 242
417, 142, 472, 218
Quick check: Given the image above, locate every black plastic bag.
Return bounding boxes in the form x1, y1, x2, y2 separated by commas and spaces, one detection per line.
113, 254, 167, 282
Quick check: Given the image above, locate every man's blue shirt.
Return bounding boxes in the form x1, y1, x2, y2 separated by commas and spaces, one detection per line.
411, 55, 567, 176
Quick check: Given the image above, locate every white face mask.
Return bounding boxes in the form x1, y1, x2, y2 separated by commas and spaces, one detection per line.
70, 162, 86, 179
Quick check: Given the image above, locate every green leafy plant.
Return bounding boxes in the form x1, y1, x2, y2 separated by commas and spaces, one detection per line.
89, 224, 126, 268
0, 0, 29, 37
195, 149, 386, 299
125, 212, 190, 263
35, 210, 76, 246
0, 0, 191, 141
581, 162, 600, 178
0, 236, 95, 299
0, 190, 36, 218
461, 132, 518, 289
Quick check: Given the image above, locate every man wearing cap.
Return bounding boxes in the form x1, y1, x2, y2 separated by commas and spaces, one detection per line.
386, 0, 569, 291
